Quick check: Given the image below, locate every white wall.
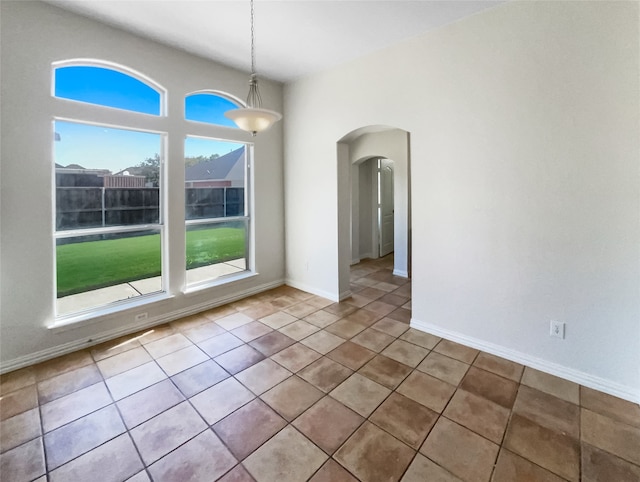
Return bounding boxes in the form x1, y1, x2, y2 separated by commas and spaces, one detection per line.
0, 1, 285, 370
284, 1, 640, 401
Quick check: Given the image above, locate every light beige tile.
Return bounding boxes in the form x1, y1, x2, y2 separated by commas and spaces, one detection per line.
41, 382, 112, 432
144, 333, 193, 359
0, 367, 36, 395
581, 408, 640, 466
513, 385, 580, 438
0, 437, 45, 482
97, 346, 153, 378
334, 421, 414, 482
130, 401, 207, 465
330, 373, 391, 417
421, 417, 499, 482
493, 449, 565, 482
278, 320, 320, 341
521, 367, 579, 404
49, 434, 143, 482
443, 389, 510, 443
261, 376, 323, 421
213, 399, 286, 460
37, 364, 102, 404
416, 351, 469, 386
105, 361, 167, 401
370, 392, 438, 449
117, 379, 184, 429
304, 310, 340, 328
580, 386, 640, 428
216, 312, 255, 330
235, 359, 292, 395
581, 442, 640, 482
259, 312, 297, 329
34, 351, 94, 382
270, 343, 322, 372
148, 430, 236, 481
44, 404, 125, 470
401, 453, 463, 482
397, 371, 456, 413
0, 384, 38, 421
190, 377, 255, 425
231, 321, 273, 342
243, 426, 327, 482
370, 317, 410, 338
399, 328, 441, 349
293, 396, 364, 455
298, 357, 353, 393
504, 413, 580, 481
310, 459, 359, 482
155, 344, 209, 376
382, 339, 429, 367
0, 408, 41, 453
300, 331, 345, 354
90, 335, 142, 362
433, 339, 479, 364
473, 352, 523, 382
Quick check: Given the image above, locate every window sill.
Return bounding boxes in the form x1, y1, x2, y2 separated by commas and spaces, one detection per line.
183, 270, 258, 297
48, 292, 174, 333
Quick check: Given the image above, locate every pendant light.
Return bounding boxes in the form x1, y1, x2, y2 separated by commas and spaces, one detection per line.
225, 0, 282, 136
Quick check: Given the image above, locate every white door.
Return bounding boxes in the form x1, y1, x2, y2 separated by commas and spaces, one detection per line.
378, 158, 394, 257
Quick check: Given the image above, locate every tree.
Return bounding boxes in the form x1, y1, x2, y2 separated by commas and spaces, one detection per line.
136, 154, 160, 186
185, 153, 220, 168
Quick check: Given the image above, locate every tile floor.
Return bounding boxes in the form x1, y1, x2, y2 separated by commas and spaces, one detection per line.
2, 256, 640, 482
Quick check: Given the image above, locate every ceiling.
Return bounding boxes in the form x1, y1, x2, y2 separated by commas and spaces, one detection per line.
44, 0, 505, 83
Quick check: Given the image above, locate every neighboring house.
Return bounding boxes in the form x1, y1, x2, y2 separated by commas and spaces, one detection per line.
185, 146, 245, 188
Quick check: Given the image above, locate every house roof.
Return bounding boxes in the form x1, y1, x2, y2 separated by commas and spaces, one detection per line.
185, 146, 245, 182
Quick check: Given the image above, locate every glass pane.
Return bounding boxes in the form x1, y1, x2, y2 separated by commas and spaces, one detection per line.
55, 120, 162, 230
185, 137, 246, 220
185, 93, 239, 127
56, 229, 162, 315
55, 65, 161, 115
186, 220, 247, 285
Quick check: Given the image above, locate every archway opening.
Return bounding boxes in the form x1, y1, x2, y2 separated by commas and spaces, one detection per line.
336, 126, 411, 300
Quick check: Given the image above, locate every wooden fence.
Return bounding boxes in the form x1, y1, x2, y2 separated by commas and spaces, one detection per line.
56, 187, 244, 230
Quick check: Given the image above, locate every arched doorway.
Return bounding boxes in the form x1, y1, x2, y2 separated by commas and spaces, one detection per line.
336, 126, 411, 300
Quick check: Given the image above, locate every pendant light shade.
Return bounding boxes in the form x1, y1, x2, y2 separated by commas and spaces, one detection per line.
225, 0, 282, 136
225, 107, 282, 134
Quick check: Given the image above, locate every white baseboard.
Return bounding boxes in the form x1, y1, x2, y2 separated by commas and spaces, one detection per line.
351, 258, 360, 265
393, 269, 409, 278
285, 278, 340, 302
0, 279, 285, 375
411, 318, 640, 404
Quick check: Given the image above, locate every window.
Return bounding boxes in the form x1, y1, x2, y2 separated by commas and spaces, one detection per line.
185, 92, 239, 128
185, 136, 249, 287
53, 63, 165, 317
54, 65, 162, 115
52, 63, 253, 321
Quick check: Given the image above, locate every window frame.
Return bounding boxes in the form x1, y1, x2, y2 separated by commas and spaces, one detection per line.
51, 61, 169, 322
183, 134, 253, 291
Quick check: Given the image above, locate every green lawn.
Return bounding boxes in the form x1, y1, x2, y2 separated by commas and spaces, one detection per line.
57, 227, 245, 297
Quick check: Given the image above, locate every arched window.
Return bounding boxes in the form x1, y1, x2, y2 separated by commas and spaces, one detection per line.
53, 63, 163, 115
53, 61, 166, 318
185, 92, 239, 128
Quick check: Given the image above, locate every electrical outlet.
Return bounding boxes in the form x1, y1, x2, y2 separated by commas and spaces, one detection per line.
550, 320, 565, 339
135, 312, 148, 322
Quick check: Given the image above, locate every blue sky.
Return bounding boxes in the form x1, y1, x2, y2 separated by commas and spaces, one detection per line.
54, 66, 243, 172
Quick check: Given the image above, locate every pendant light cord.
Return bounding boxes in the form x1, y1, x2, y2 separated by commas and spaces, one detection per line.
250, 0, 256, 75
